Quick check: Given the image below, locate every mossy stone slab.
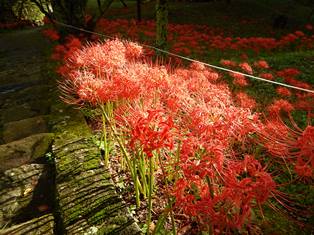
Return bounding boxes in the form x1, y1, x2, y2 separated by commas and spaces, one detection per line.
0, 213, 54, 235
51, 101, 142, 234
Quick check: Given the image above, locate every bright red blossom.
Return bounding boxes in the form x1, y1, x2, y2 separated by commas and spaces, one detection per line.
276, 87, 292, 97
239, 62, 253, 74
129, 110, 174, 157
268, 99, 294, 115
259, 73, 274, 80
42, 29, 60, 41
254, 60, 269, 69
230, 72, 249, 86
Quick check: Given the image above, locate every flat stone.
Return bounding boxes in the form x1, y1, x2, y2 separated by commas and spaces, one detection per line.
0, 104, 37, 123
3, 116, 49, 143
0, 133, 54, 172
0, 213, 54, 235
0, 164, 45, 227
0, 84, 52, 108
0, 100, 51, 124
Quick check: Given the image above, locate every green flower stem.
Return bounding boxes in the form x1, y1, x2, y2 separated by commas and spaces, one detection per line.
138, 151, 148, 198
101, 112, 110, 167
101, 106, 135, 180
157, 153, 176, 235
133, 158, 141, 208
147, 156, 154, 235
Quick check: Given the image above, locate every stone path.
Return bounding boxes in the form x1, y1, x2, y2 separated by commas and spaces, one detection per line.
0, 28, 141, 234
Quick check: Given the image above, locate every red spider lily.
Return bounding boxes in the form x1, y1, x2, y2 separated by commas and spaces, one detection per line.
42, 29, 60, 41
220, 59, 237, 67
254, 60, 269, 69
173, 155, 276, 231
259, 72, 274, 80
190, 61, 205, 71
95, 18, 314, 56
276, 68, 301, 78
239, 62, 253, 74
259, 99, 313, 178
77, 77, 103, 105
235, 92, 257, 109
284, 77, 311, 89
129, 110, 174, 157
294, 31, 305, 37
125, 41, 143, 60
276, 87, 292, 97
268, 99, 294, 115
56, 37, 295, 232
230, 72, 249, 86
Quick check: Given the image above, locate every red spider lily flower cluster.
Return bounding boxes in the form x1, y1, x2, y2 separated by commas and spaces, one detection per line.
42, 28, 60, 41
239, 62, 253, 74
229, 72, 249, 87
254, 60, 270, 69
259, 99, 314, 178
129, 110, 174, 157
235, 92, 257, 109
276, 87, 292, 97
95, 18, 314, 56
55, 35, 314, 232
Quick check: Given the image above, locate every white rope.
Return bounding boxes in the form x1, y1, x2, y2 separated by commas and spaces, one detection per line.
53, 20, 314, 94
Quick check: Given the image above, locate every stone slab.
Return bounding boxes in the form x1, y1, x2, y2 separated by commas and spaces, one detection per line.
0, 213, 54, 235
0, 133, 54, 172
0, 164, 45, 227
52, 101, 142, 235
3, 116, 49, 143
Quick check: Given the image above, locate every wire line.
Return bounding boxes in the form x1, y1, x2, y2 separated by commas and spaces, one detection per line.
52, 20, 314, 94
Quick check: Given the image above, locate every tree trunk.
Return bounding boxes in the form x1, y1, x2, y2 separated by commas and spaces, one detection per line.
50, 0, 87, 34
156, 0, 168, 49
137, 0, 141, 22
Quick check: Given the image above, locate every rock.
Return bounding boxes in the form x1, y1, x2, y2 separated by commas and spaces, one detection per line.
53, 139, 142, 235
0, 133, 54, 172
0, 213, 55, 235
2, 116, 49, 143
0, 84, 52, 109
0, 164, 45, 227
0, 104, 37, 123
0, 100, 51, 124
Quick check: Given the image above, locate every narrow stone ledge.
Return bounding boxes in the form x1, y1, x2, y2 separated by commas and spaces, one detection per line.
0, 213, 55, 235
52, 101, 142, 235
